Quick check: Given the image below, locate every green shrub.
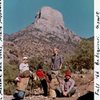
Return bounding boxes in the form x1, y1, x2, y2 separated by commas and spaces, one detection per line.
4, 63, 18, 94
69, 40, 94, 71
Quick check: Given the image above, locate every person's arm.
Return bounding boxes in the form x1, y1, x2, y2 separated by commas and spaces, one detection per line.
61, 80, 68, 96
59, 80, 65, 93
19, 63, 24, 73
50, 56, 53, 70
66, 79, 75, 94
59, 56, 63, 69
59, 64, 62, 69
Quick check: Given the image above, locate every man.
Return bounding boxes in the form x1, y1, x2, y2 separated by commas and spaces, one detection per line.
60, 70, 76, 97
36, 62, 48, 96
13, 56, 30, 100
50, 47, 63, 76
19, 57, 29, 72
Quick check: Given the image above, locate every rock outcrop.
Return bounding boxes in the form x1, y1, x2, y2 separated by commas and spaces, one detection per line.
4, 6, 81, 62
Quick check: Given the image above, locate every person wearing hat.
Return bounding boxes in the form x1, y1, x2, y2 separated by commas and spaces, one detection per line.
15, 56, 30, 81
13, 56, 30, 99
20, 57, 30, 75
57, 70, 76, 97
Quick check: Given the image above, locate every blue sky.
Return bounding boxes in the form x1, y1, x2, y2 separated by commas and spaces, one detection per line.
4, 0, 94, 38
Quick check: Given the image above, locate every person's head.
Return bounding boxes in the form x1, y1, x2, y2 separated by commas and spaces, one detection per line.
53, 47, 59, 55
51, 72, 56, 79
23, 56, 28, 63
65, 70, 71, 80
38, 62, 43, 69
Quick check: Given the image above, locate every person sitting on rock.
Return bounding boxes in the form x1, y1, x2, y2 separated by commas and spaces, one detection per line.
61, 70, 76, 97
13, 56, 30, 100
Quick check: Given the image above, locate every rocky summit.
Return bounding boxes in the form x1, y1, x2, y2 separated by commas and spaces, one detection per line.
4, 6, 81, 63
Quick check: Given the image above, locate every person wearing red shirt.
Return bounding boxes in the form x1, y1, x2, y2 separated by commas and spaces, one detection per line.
36, 62, 48, 96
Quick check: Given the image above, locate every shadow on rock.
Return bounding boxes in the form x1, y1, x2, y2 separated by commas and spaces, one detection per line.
77, 91, 94, 100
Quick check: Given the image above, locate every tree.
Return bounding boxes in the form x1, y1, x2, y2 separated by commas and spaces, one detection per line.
70, 40, 94, 71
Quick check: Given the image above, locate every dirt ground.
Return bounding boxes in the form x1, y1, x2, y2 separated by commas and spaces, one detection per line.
4, 73, 94, 100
